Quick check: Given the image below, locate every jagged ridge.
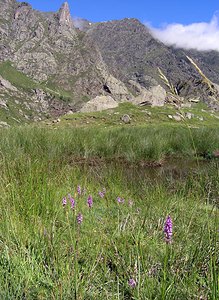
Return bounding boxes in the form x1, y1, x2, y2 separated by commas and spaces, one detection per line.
0, 0, 219, 125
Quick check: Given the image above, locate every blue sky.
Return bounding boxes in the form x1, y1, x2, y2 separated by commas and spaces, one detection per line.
27, 0, 218, 27
27, 0, 219, 51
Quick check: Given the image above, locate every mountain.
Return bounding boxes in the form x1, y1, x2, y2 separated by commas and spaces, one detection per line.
85, 18, 219, 106
0, 0, 219, 125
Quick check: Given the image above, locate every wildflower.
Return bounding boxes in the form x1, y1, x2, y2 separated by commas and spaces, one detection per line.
87, 195, 93, 208
164, 215, 173, 243
98, 188, 106, 198
98, 191, 105, 198
77, 185, 81, 196
68, 194, 75, 210
128, 278, 137, 288
117, 197, 125, 203
76, 213, 83, 224
62, 197, 67, 207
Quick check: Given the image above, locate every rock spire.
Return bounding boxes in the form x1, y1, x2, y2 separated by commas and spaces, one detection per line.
58, 2, 72, 26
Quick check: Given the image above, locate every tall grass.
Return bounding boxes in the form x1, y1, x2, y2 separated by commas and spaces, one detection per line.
0, 126, 218, 299
0, 125, 219, 163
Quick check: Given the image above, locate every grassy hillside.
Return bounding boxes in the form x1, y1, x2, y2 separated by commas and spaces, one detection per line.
0, 61, 39, 90
0, 61, 74, 99
0, 61, 77, 126
43, 102, 218, 129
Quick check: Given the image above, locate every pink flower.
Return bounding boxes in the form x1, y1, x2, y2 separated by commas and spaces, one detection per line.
77, 185, 82, 196
128, 278, 137, 288
62, 197, 67, 207
68, 194, 75, 209
164, 215, 173, 243
87, 195, 93, 208
77, 213, 83, 224
117, 197, 125, 203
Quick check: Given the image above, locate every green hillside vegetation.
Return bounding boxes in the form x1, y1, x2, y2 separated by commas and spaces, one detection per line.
0, 61, 39, 90
3, 119, 219, 162
52, 102, 219, 129
0, 61, 74, 101
0, 123, 218, 299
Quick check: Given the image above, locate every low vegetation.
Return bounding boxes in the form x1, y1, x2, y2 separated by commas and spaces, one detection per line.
0, 61, 39, 91
0, 118, 218, 299
0, 60, 74, 103
1, 119, 219, 162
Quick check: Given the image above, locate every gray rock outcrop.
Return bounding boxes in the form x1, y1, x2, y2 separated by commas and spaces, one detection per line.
80, 95, 118, 112
58, 2, 72, 26
0, 75, 18, 91
130, 80, 166, 106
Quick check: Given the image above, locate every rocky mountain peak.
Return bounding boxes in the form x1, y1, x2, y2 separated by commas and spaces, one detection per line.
2, 0, 16, 4
14, 2, 31, 19
58, 2, 72, 26
1, 0, 219, 118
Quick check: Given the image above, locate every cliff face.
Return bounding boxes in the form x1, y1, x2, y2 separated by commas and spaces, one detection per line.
0, 1, 133, 104
85, 18, 219, 99
0, 0, 219, 124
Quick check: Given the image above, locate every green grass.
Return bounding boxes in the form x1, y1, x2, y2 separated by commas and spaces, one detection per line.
57, 102, 219, 129
0, 125, 218, 299
0, 102, 219, 299
42, 79, 74, 101
0, 61, 74, 101
0, 61, 80, 125
1, 124, 217, 162
0, 61, 39, 91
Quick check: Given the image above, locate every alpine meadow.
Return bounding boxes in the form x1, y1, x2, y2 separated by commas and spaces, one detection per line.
0, 0, 218, 299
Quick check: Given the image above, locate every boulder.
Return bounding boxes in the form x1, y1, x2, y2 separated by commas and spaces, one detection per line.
80, 95, 118, 113
0, 121, 10, 127
0, 99, 8, 108
130, 80, 166, 106
172, 115, 182, 121
121, 114, 131, 124
185, 112, 194, 120
0, 76, 18, 91
104, 75, 132, 101
181, 103, 192, 108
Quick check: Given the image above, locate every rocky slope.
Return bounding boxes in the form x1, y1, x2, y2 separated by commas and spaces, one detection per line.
86, 19, 219, 103
0, 0, 219, 124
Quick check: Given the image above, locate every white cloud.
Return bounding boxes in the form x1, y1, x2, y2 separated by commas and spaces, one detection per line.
149, 12, 219, 52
